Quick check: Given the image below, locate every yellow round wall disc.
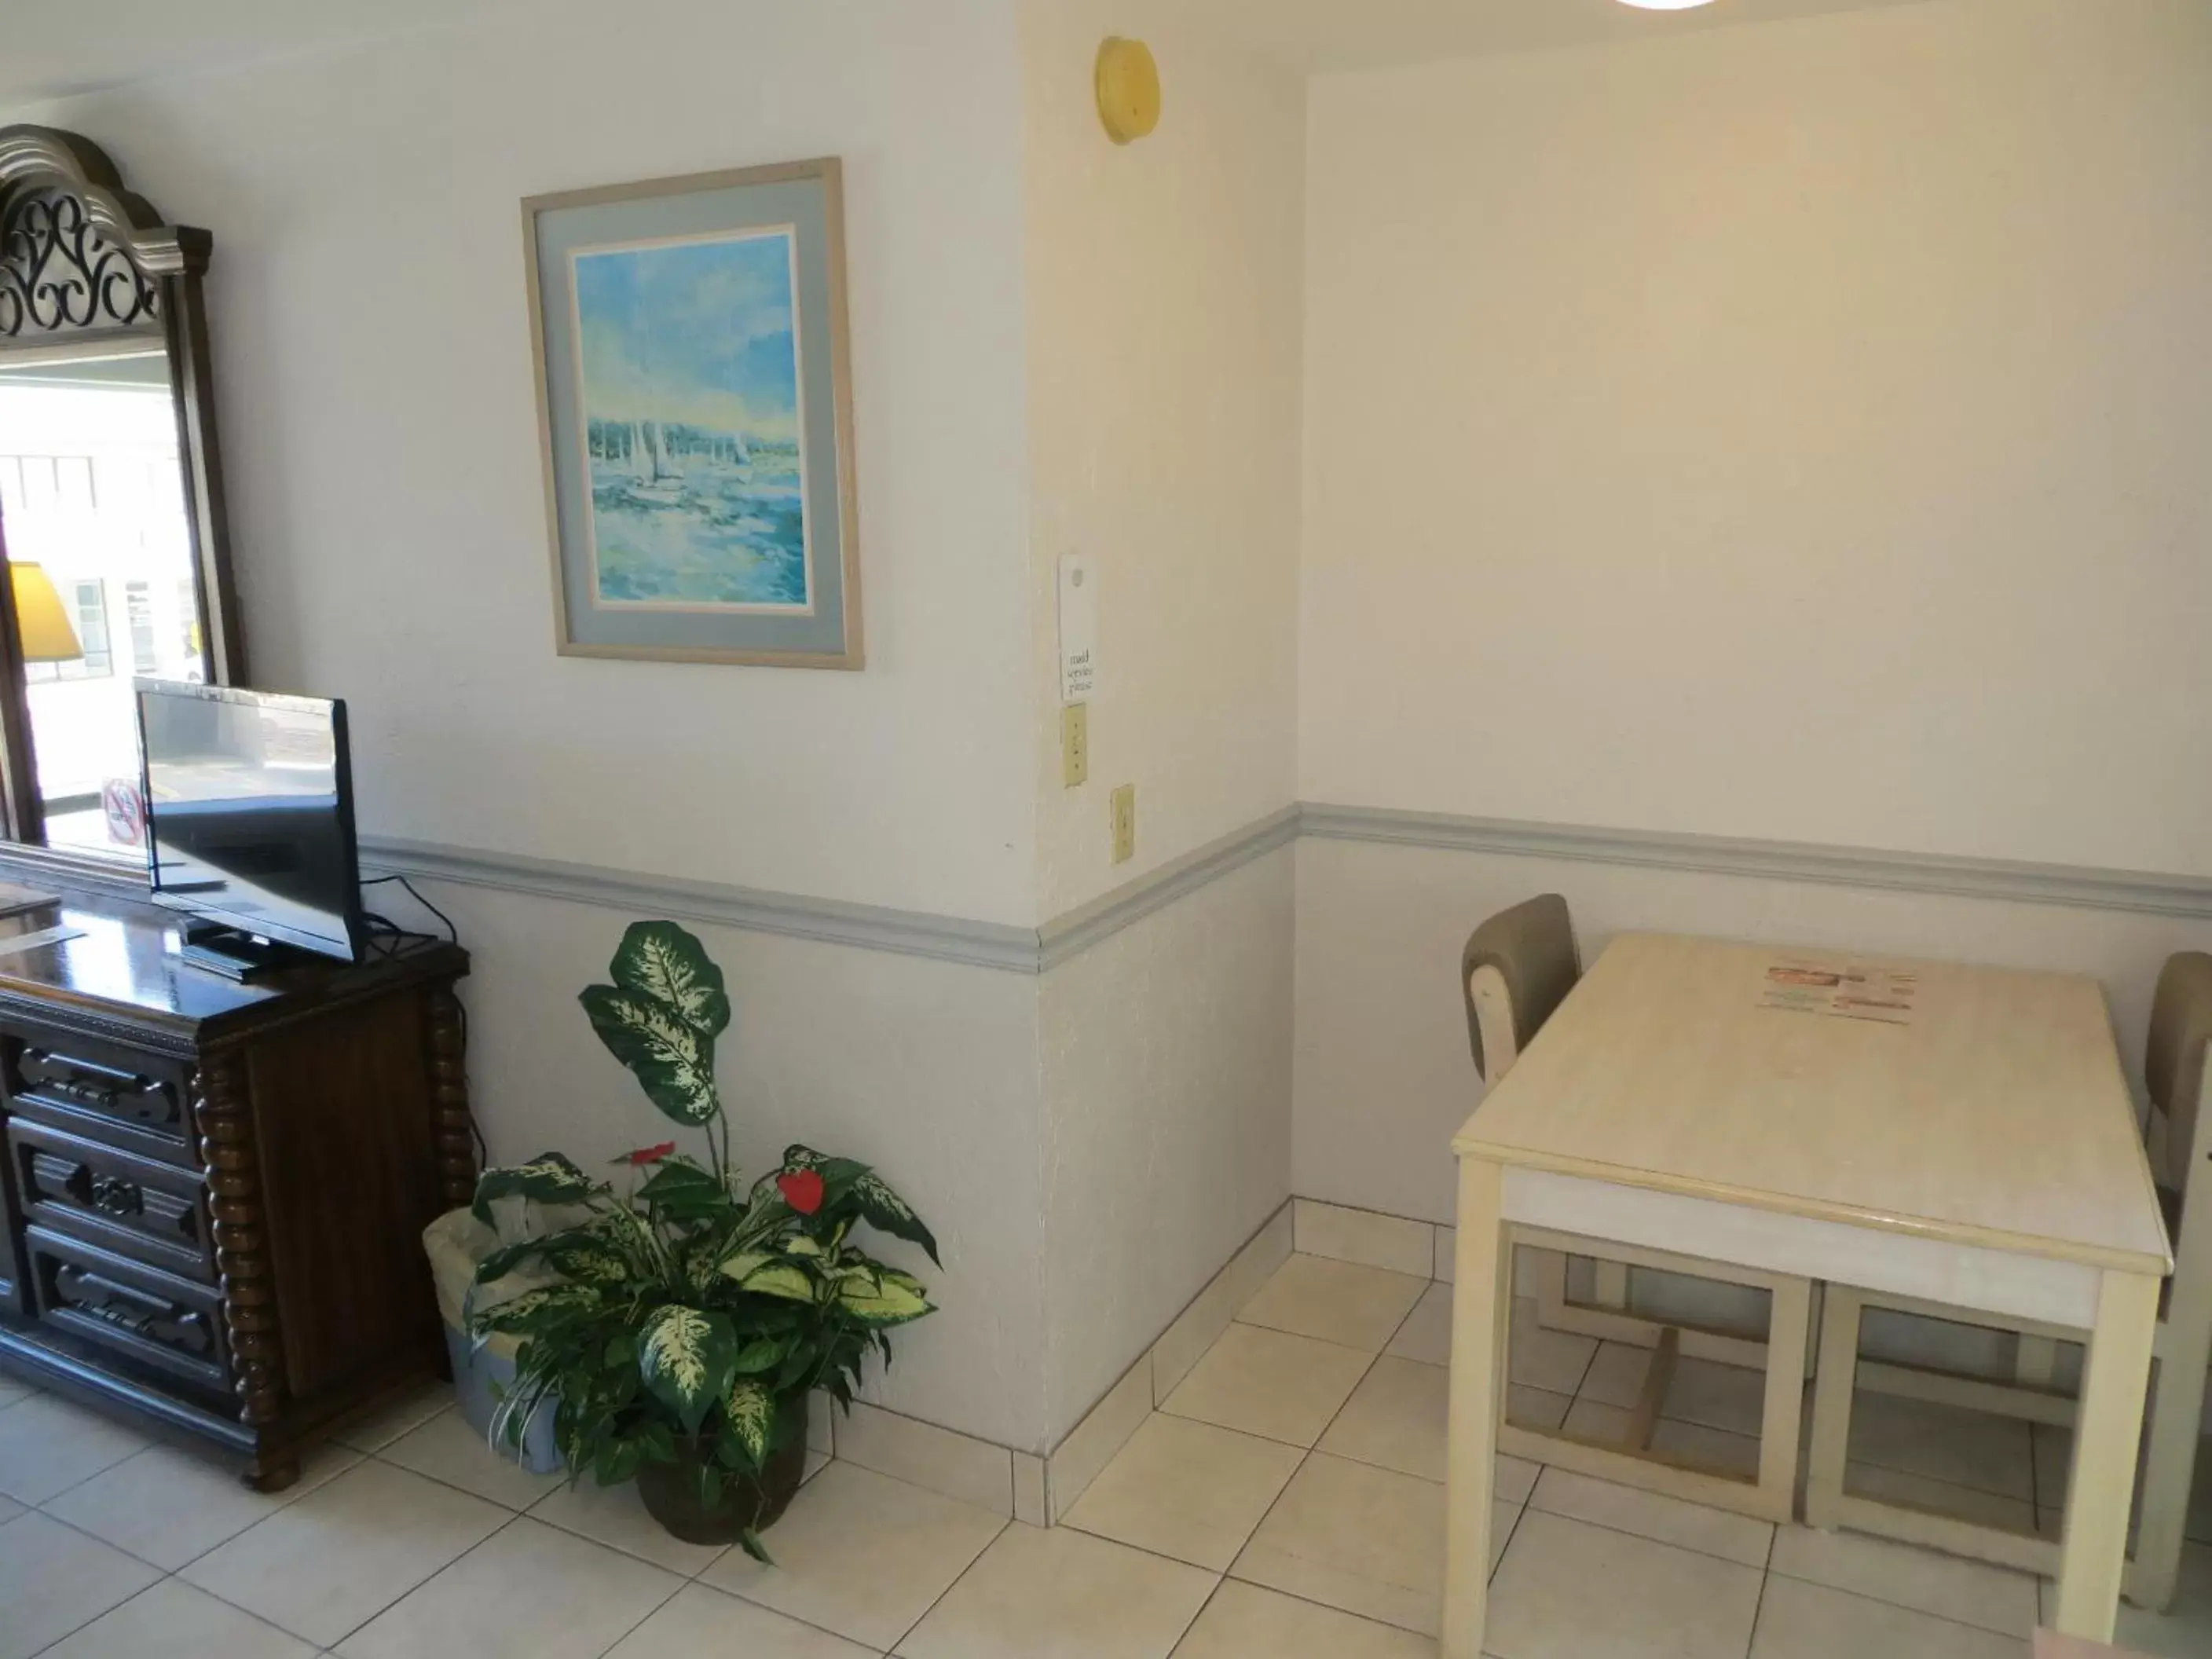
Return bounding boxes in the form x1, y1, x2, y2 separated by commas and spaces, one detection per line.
1095, 38, 1161, 145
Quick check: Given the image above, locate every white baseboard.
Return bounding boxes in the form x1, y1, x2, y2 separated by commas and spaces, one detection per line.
1299, 1198, 1543, 1297
1044, 1201, 1295, 1523
818, 1200, 1296, 1522
830, 1400, 1017, 1517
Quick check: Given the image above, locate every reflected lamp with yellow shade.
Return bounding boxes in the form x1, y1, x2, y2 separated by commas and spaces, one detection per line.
10, 563, 83, 667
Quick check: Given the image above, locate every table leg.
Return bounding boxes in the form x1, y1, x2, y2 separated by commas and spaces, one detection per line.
2053, 1269, 2161, 1639
1442, 1155, 1511, 1659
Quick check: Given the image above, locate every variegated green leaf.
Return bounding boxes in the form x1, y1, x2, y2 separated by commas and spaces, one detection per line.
638, 1305, 738, 1433
608, 921, 731, 1037
781, 1144, 826, 1172
782, 1236, 823, 1258
543, 1236, 630, 1287
716, 1250, 771, 1284
469, 1282, 603, 1335
471, 1152, 596, 1225
731, 1335, 789, 1375
835, 1265, 933, 1328
852, 1172, 940, 1265
580, 986, 720, 1126
723, 1378, 775, 1468
739, 1262, 817, 1303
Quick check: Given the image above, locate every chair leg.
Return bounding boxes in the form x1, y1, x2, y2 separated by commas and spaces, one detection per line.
1534, 1247, 1570, 1328
2017, 1334, 2061, 1390
1593, 1258, 1631, 1311
2132, 1303, 2212, 1612
1805, 1284, 1862, 1530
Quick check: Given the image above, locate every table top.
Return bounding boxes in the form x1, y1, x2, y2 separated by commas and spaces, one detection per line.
1454, 932, 2173, 1276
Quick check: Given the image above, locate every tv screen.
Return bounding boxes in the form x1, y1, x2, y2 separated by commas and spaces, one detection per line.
136, 681, 363, 962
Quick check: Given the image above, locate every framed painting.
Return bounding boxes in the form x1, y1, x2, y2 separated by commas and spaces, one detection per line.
523, 158, 862, 668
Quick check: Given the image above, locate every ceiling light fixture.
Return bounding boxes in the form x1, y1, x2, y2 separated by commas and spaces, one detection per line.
1616, 0, 1718, 9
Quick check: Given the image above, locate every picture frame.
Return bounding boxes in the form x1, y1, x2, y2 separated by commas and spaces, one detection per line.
523, 158, 862, 668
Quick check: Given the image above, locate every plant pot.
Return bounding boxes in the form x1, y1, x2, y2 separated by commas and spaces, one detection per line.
635, 1391, 810, 1545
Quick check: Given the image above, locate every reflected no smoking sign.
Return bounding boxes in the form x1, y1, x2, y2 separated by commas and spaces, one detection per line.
102, 777, 145, 848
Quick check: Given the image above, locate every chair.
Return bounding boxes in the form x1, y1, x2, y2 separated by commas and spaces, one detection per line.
1467, 895, 1817, 1522
1805, 951, 2212, 1611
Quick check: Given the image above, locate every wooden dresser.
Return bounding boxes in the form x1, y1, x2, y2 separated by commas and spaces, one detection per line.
0, 891, 473, 1490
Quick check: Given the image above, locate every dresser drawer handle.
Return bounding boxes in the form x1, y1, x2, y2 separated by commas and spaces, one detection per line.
90, 1176, 145, 1218
53, 1263, 214, 1356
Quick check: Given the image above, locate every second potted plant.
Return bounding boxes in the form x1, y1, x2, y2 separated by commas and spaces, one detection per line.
467, 921, 938, 1558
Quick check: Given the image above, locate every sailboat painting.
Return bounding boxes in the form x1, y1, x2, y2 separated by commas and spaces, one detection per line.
528, 158, 861, 667
569, 227, 811, 611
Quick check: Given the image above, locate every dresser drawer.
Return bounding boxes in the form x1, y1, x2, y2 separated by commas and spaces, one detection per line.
27, 1226, 230, 1397
9, 1120, 213, 1281
7, 1034, 196, 1166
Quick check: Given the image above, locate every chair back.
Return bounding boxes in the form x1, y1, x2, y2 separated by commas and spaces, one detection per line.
1462, 894, 1580, 1084
2146, 952, 2212, 1203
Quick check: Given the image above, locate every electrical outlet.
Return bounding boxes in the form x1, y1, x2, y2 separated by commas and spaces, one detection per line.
1111, 783, 1136, 864
1061, 703, 1089, 788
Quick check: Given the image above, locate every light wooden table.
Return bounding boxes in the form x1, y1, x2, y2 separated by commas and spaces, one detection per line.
1441, 932, 2173, 1657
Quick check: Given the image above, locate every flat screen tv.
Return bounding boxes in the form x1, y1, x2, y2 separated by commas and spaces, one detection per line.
136, 680, 364, 967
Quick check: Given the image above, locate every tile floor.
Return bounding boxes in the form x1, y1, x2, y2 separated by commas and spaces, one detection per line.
8, 1258, 2212, 1657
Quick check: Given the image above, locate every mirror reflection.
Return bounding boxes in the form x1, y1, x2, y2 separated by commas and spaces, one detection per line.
0, 343, 200, 855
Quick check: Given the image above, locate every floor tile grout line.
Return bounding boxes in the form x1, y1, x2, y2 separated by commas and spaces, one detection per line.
1164, 1572, 1238, 1657
306, 1507, 530, 1652
1519, 1475, 1774, 1576
1744, 1562, 1774, 1659
577, 1558, 690, 1659
21, 1558, 170, 1659
18, 1497, 183, 1580
1760, 1558, 2041, 1639
1771, 1568, 2052, 1644
877, 1511, 1012, 1656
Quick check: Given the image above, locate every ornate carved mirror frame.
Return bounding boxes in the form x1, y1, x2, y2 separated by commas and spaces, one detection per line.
0, 124, 244, 877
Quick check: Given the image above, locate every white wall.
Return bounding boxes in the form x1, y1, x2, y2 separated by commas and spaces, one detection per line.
398, 883, 1054, 1449
1021, 1, 1305, 919
1302, 0, 2212, 877
1040, 848, 1294, 1441
1295, 835, 2212, 1228
24, 0, 1040, 925
1016, 5, 1306, 1442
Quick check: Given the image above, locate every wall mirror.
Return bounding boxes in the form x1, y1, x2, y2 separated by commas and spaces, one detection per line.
0, 124, 242, 877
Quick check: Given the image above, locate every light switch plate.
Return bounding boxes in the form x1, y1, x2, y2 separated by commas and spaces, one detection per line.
1111, 783, 1136, 863
1061, 703, 1089, 788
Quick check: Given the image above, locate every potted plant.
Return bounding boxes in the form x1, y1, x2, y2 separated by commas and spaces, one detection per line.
465, 921, 938, 1558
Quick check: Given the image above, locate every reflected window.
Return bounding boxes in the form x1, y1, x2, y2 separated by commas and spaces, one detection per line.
0, 347, 203, 856
24, 580, 110, 683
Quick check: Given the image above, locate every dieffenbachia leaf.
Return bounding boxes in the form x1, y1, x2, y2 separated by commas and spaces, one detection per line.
471, 1152, 596, 1225
731, 1335, 789, 1376
542, 1235, 631, 1287
723, 1378, 775, 1469
580, 986, 720, 1126
735, 1262, 816, 1304
636, 1159, 727, 1221
834, 1265, 934, 1328
852, 1173, 940, 1265
608, 921, 731, 1038
716, 1250, 771, 1284
639, 1305, 738, 1434
468, 1282, 603, 1336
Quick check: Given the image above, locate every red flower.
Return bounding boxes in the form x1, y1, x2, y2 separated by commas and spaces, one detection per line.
777, 1169, 826, 1216
626, 1142, 677, 1166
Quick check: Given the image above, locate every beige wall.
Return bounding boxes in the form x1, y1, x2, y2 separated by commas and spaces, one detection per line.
1018, 5, 1306, 1443
1022, 2, 1306, 920
1301, 0, 2212, 876
25, 0, 1041, 925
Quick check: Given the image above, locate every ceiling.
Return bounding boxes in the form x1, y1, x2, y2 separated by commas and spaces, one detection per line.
0, 0, 1939, 106
1164, 0, 1939, 71
0, 0, 523, 104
